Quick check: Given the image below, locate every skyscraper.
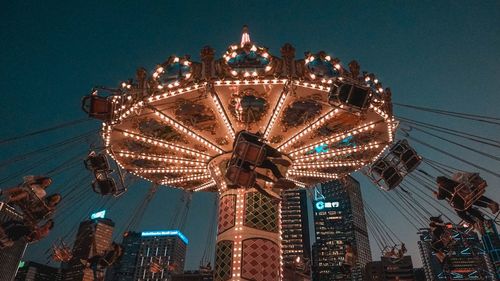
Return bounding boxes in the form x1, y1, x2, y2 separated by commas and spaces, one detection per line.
63, 212, 115, 281
15, 261, 62, 281
482, 220, 500, 279
364, 256, 415, 281
107, 231, 142, 281
281, 189, 311, 265
132, 230, 188, 281
0, 202, 28, 281
418, 226, 493, 280
311, 177, 371, 281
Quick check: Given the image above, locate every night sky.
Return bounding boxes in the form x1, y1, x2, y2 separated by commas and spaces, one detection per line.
1, 0, 499, 270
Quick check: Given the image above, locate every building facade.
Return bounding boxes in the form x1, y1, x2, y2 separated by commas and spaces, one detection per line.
364, 256, 415, 281
107, 231, 142, 281
281, 189, 311, 266
63, 216, 115, 281
15, 261, 61, 281
0, 202, 28, 281
130, 230, 188, 281
311, 177, 371, 281
482, 220, 500, 279
418, 227, 493, 280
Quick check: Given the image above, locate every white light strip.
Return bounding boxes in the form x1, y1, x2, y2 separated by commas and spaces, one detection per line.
263, 85, 289, 140
278, 109, 339, 151
134, 167, 207, 174
150, 106, 224, 154
232, 189, 244, 279
294, 142, 382, 163
288, 122, 379, 156
117, 151, 206, 166
120, 130, 212, 159
287, 169, 339, 179
161, 174, 212, 185
215, 79, 287, 86
286, 178, 307, 188
147, 84, 202, 103
214, 166, 227, 192
292, 160, 365, 169
210, 88, 235, 139
192, 180, 216, 192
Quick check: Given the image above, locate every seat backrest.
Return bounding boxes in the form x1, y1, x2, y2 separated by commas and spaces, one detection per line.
233, 140, 266, 166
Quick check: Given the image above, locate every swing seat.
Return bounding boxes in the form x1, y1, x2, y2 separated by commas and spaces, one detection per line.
81, 94, 114, 121
15, 188, 53, 223
225, 164, 256, 188
329, 83, 371, 111
449, 172, 486, 211
233, 139, 266, 166
390, 139, 422, 173
85, 152, 111, 172
92, 177, 118, 196
369, 159, 404, 191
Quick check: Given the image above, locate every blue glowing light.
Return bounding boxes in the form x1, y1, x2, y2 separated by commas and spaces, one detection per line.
90, 210, 106, 220
315, 201, 325, 210
141, 230, 189, 244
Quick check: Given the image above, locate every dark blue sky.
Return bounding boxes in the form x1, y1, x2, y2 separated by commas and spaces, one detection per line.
1, 0, 499, 269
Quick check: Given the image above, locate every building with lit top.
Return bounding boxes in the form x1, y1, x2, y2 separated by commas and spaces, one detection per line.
63, 210, 115, 281
311, 177, 371, 281
417, 226, 493, 280
0, 202, 28, 281
132, 230, 188, 281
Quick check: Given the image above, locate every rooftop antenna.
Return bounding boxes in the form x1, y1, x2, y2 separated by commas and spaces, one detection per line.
241, 25, 251, 47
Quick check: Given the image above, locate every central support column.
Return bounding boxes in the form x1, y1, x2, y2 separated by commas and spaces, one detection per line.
214, 188, 282, 281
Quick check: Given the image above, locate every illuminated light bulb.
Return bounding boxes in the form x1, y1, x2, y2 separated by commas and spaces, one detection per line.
173, 57, 179, 63
152, 72, 159, 78
231, 51, 237, 58
185, 73, 192, 79
231, 70, 238, 76
244, 72, 250, 77
250, 45, 257, 52
334, 63, 341, 70
310, 73, 316, 80
265, 65, 272, 72
252, 71, 258, 77
325, 55, 331, 61
121, 82, 127, 88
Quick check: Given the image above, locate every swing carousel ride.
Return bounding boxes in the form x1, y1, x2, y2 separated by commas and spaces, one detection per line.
1, 26, 499, 281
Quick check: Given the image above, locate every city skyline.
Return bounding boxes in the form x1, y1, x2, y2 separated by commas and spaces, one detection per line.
1, 0, 499, 275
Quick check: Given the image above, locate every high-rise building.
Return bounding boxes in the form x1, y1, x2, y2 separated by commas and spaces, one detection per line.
418, 227, 492, 280
482, 220, 500, 279
412, 268, 426, 281
15, 261, 62, 281
132, 230, 188, 281
281, 189, 311, 265
107, 231, 142, 281
364, 256, 415, 281
0, 202, 28, 281
63, 212, 115, 281
311, 177, 371, 281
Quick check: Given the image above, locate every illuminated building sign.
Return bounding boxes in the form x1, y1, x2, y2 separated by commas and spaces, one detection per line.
141, 230, 189, 244
90, 210, 106, 220
315, 201, 339, 210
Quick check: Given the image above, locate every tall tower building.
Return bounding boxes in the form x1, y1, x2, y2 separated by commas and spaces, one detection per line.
311, 177, 371, 281
0, 202, 28, 281
482, 220, 500, 279
281, 189, 311, 264
132, 230, 188, 281
63, 211, 115, 281
108, 231, 142, 281
418, 227, 492, 281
